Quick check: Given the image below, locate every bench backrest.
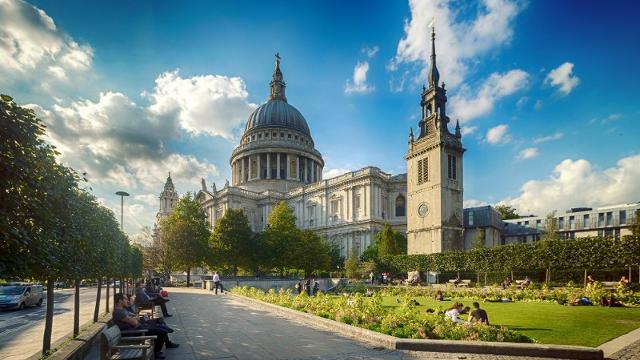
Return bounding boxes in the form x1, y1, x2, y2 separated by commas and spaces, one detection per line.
102, 325, 122, 347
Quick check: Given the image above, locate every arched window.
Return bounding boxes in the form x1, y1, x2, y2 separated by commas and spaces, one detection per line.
395, 195, 406, 217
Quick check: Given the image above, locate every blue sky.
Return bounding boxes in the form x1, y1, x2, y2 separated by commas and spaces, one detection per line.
2, 0, 639, 236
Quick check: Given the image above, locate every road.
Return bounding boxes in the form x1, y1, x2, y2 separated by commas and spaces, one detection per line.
0, 287, 102, 360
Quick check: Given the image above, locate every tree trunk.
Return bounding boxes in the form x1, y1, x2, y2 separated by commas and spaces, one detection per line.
484, 272, 487, 286
93, 278, 102, 322
105, 277, 110, 313
511, 270, 514, 281
73, 279, 80, 337
629, 266, 633, 283
112, 278, 116, 296
187, 270, 191, 287
583, 269, 587, 287
42, 278, 55, 354
476, 272, 480, 285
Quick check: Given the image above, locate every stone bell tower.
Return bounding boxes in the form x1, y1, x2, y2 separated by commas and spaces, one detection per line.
157, 172, 179, 221
405, 26, 465, 254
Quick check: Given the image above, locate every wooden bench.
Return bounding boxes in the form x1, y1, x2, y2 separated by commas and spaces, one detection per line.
601, 281, 618, 290
100, 325, 156, 360
448, 279, 471, 287
134, 302, 156, 318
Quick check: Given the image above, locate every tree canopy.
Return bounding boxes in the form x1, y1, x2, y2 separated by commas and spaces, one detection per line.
495, 205, 520, 220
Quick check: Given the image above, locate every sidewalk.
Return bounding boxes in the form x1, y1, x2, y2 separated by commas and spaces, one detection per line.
88, 287, 640, 360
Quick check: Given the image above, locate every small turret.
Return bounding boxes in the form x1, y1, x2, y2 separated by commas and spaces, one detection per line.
427, 27, 440, 89
201, 178, 207, 192
455, 119, 461, 138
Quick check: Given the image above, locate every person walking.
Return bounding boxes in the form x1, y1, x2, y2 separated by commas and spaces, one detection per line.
213, 271, 223, 294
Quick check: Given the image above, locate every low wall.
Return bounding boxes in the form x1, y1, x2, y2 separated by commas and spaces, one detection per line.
205, 278, 345, 292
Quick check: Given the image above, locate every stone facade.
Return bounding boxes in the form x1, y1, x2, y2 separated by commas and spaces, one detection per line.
405, 28, 464, 255
194, 56, 407, 258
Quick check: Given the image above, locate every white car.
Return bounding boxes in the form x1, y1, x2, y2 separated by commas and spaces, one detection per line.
0, 284, 44, 310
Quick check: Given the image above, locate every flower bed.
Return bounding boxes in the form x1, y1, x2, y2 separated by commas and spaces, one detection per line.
372, 281, 640, 306
231, 286, 533, 343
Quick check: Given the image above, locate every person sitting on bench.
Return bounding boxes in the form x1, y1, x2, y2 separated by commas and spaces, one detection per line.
135, 281, 172, 317
124, 294, 174, 333
113, 293, 178, 359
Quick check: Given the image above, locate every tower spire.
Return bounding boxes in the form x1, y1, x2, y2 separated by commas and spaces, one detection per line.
269, 53, 287, 102
427, 25, 440, 88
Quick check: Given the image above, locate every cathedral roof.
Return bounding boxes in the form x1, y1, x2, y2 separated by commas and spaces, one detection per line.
244, 99, 310, 136
242, 54, 311, 137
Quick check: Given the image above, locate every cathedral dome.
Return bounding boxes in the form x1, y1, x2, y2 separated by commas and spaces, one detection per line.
244, 99, 310, 137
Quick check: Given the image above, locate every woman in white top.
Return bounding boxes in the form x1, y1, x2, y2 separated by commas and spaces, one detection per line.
444, 302, 464, 323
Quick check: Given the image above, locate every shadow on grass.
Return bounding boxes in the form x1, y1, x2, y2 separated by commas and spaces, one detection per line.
506, 326, 552, 332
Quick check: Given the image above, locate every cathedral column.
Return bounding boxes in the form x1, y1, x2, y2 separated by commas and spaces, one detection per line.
276, 153, 281, 179
257, 155, 261, 180
240, 157, 244, 184
296, 156, 300, 180
286, 154, 291, 179
266, 153, 271, 179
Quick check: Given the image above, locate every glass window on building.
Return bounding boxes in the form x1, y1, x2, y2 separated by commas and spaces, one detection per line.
583, 214, 590, 228
536, 219, 541, 230
614, 228, 621, 240
569, 216, 575, 229
395, 195, 406, 217
606, 212, 613, 226
469, 211, 474, 226
558, 217, 564, 229
598, 213, 604, 227
604, 228, 614, 237
524, 221, 529, 226
620, 210, 627, 224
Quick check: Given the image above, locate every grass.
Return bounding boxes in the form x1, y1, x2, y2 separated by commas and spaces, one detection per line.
381, 296, 640, 347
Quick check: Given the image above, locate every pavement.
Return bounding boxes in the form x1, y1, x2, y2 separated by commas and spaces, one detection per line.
120, 287, 611, 360
0, 287, 100, 360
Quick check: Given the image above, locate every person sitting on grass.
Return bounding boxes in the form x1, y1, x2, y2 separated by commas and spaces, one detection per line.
434, 290, 445, 301
520, 276, 531, 290
445, 302, 464, 324
468, 302, 490, 325
608, 295, 624, 307
459, 305, 471, 315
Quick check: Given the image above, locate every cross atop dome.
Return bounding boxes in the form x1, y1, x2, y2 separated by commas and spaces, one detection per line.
270, 52, 287, 102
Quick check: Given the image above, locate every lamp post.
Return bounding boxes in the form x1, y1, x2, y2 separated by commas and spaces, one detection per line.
115, 191, 130, 230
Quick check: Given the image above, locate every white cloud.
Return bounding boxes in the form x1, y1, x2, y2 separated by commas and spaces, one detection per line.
134, 194, 159, 207
517, 147, 539, 160
486, 124, 511, 144
362, 45, 380, 58
390, 0, 522, 89
516, 96, 528, 109
345, 61, 375, 95
323, 168, 352, 179
451, 69, 529, 122
129, 203, 145, 216
533, 132, 563, 144
502, 155, 640, 216
461, 125, 477, 136
146, 70, 257, 139
464, 199, 489, 208
33, 91, 219, 191
0, 0, 93, 85
545, 62, 580, 95
534, 99, 543, 110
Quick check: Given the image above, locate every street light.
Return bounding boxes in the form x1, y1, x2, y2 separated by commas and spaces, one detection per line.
115, 191, 130, 230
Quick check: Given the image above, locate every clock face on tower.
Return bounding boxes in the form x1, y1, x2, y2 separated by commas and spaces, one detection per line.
418, 202, 429, 217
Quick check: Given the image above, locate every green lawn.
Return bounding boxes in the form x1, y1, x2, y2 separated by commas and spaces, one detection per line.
381, 296, 640, 347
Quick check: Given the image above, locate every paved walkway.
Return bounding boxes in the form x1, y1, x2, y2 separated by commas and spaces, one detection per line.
156, 288, 576, 360
86, 287, 640, 360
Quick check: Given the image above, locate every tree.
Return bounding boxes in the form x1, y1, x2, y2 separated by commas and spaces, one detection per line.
471, 227, 486, 249
376, 224, 407, 257
209, 208, 256, 275
264, 201, 300, 275
159, 193, 210, 286
629, 211, 640, 237
495, 205, 520, 220
360, 241, 379, 262
344, 247, 360, 279
542, 211, 560, 242
292, 230, 331, 277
